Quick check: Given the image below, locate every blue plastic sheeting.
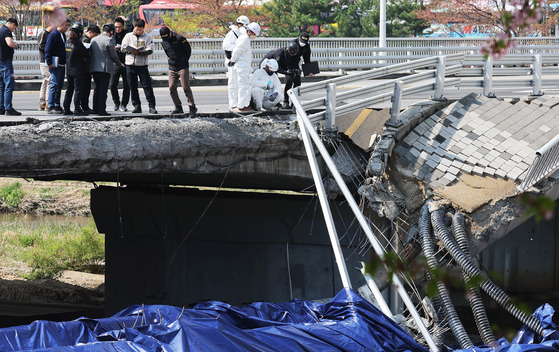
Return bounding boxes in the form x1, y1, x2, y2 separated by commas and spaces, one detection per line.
0, 288, 429, 352
451, 304, 559, 352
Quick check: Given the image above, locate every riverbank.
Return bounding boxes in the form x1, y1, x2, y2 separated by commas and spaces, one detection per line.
0, 178, 93, 216
0, 178, 104, 309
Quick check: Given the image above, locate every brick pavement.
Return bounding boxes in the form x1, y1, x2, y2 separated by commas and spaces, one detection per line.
394, 93, 559, 189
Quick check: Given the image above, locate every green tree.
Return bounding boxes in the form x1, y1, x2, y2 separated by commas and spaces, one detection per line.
263, 0, 334, 37
333, 0, 427, 37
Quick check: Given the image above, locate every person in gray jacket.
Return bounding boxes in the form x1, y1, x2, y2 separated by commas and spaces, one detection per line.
90, 23, 123, 116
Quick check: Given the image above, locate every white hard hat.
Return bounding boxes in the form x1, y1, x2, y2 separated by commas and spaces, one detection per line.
236, 15, 250, 27
247, 22, 261, 36
266, 58, 278, 72
260, 59, 269, 70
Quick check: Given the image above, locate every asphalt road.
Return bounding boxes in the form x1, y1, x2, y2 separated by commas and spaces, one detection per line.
5, 74, 555, 123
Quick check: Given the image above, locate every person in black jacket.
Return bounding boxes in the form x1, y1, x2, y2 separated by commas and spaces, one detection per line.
80, 25, 100, 113
263, 42, 299, 108
282, 32, 313, 108
62, 23, 89, 115
110, 17, 130, 112
45, 18, 70, 114
160, 26, 197, 117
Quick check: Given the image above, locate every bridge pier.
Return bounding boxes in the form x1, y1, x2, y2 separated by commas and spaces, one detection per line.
91, 185, 367, 314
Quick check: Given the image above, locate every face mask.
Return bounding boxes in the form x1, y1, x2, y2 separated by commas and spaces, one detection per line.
267, 70, 274, 76
299, 40, 307, 47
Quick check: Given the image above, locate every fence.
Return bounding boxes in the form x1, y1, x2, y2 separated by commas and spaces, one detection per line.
13, 36, 559, 77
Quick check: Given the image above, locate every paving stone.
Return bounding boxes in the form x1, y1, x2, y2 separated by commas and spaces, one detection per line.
492, 157, 506, 168
404, 152, 416, 162
478, 158, 491, 167
430, 180, 445, 189
429, 169, 446, 181
484, 128, 501, 139
472, 165, 485, 175
484, 167, 496, 176
500, 162, 514, 172
440, 157, 452, 167
461, 164, 474, 174
495, 168, 508, 178
430, 154, 443, 164
471, 150, 484, 160
426, 158, 439, 169
449, 145, 462, 155
488, 149, 501, 158
493, 134, 506, 143
410, 147, 421, 157
398, 157, 411, 168
451, 159, 464, 168
441, 173, 456, 185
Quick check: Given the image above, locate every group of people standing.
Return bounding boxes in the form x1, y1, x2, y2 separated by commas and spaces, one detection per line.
223, 16, 313, 112
36, 17, 197, 117
0, 15, 312, 118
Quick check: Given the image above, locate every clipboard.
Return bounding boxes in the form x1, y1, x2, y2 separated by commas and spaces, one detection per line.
302, 61, 320, 76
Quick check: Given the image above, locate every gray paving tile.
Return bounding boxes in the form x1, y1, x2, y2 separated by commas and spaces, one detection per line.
495, 168, 508, 178
461, 164, 474, 173
484, 167, 496, 176
473, 165, 484, 175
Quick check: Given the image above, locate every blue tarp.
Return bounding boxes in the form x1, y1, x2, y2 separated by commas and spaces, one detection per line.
0, 288, 557, 352
0, 289, 428, 352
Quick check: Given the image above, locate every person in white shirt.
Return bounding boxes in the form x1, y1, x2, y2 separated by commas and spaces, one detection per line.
222, 15, 249, 110
227, 22, 261, 112
250, 58, 283, 111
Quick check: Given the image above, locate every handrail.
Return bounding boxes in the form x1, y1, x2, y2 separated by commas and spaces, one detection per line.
289, 89, 439, 352
517, 132, 559, 192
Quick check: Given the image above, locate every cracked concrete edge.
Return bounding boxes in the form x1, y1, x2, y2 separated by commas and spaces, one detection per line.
367, 99, 455, 177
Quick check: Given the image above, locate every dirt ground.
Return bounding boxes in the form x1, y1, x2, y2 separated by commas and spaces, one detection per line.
0, 178, 103, 306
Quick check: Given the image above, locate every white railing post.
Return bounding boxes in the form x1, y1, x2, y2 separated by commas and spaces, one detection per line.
289, 89, 439, 352
338, 52, 344, 75
532, 54, 543, 96
389, 81, 403, 124
296, 108, 353, 290
325, 83, 337, 132
483, 56, 495, 98
433, 56, 446, 101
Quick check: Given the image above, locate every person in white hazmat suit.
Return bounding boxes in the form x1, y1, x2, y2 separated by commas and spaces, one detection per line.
222, 15, 249, 110
227, 22, 261, 112
250, 58, 283, 111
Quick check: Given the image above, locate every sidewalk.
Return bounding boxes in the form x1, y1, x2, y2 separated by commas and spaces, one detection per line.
15, 72, 343, 91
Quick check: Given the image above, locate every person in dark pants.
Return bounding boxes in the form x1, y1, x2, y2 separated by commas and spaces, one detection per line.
45, 18, 70, 114
159, 26, 197, 117
62, 23, 89, 115
110, 17, 130, 112
89, 23, 124, 116
283, 32, 313, 108
121, 19, 157, 114
0, 18, 21, 115
81, 25, 99, 113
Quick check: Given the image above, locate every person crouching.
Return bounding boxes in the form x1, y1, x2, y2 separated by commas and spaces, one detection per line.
250, 58, 283, 111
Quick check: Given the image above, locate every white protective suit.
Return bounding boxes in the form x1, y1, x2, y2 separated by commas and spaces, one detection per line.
223, 25, 246, 109
250, 68, 283, 110
229, 31, 253, 109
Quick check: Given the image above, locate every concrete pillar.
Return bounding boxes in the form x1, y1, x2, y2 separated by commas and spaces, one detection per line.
92, 186, 367, 314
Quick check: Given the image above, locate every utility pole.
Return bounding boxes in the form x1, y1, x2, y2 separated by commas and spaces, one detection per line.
380, 0, 386, 51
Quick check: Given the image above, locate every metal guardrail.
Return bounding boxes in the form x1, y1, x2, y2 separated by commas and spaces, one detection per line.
289, 88, 439, 351
289, 54, 463, 126
12, 37, 559, 77
517, 133, 559, 192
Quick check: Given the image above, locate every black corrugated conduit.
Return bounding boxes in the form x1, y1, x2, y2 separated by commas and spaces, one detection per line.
419, 204, 473, 349
429, 204, 544, 337
452, 213, 497, 345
